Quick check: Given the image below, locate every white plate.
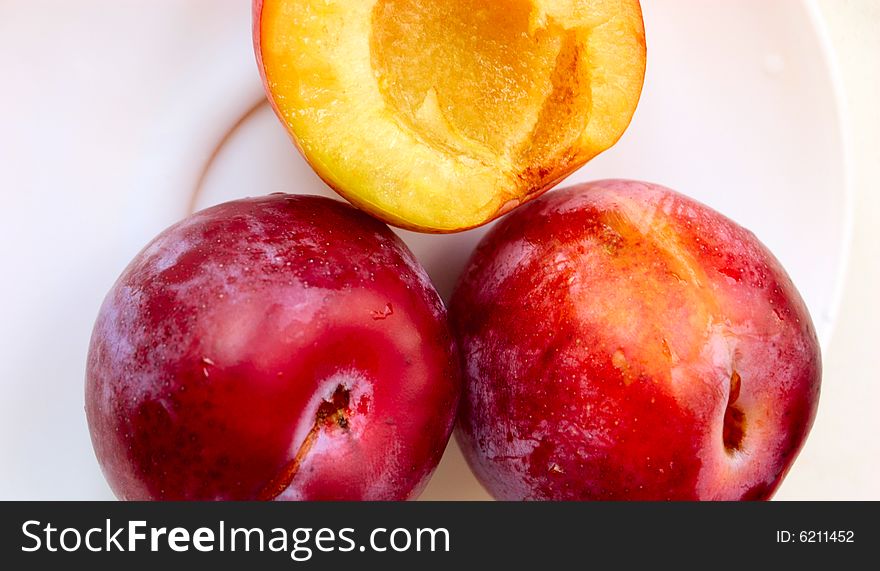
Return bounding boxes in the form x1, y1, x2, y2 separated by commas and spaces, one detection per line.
0, 0, 850, 499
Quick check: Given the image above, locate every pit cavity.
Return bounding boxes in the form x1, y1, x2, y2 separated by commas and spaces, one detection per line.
722, 371, 746, 454
370, 0, 590, 167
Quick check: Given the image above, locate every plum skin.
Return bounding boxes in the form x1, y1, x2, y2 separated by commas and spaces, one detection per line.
85, 194, 460, 500
450, 180, 821, 501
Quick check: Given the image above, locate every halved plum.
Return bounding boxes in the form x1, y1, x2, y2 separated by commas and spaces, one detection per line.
254, 0, 646, 232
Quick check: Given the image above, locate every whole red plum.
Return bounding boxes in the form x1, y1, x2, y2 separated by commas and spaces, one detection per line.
86, 194, 460, 500
451, 180, 821, 500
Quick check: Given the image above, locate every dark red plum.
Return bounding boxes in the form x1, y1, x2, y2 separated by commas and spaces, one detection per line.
86, 194, 460, 500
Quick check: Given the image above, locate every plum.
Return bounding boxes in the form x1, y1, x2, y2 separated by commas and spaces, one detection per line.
254, 0, 646, 232
451, 180, 821, 500
86, 194, 460, 500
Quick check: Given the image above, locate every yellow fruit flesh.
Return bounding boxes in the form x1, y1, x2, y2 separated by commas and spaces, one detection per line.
260, 0, 645, 231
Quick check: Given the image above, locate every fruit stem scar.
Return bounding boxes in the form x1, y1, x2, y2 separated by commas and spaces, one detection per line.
257, 385, 351, 500
723, 370, 746, 454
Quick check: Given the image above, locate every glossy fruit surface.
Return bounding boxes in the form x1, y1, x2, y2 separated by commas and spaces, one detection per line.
451, 180, 821, 500
86, 194, 460, 500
